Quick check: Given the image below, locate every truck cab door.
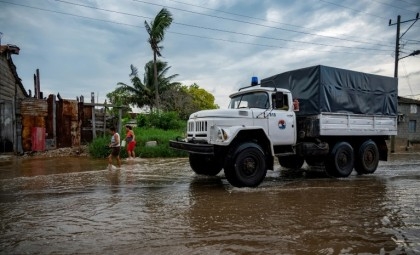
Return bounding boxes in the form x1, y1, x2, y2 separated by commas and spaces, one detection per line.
268, 93, 296, 145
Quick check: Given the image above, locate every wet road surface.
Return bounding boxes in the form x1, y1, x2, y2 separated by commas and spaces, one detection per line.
0, 154, 419, 254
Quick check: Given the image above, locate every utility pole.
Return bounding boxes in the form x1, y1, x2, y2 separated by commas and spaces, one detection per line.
389, 13, 420, 153
391, 15, 401, 78
389, 13, 419, 78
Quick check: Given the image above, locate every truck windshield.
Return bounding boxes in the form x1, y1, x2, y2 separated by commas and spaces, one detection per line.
229, 92, 269, 109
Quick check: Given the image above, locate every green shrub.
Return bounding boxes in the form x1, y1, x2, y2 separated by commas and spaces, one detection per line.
88, 136, 111, 158
88, 127, 187, 158
89, 110, 188, 159
136, 114, 147, 127
133, 127, 187, 158
136, 111, 185, 130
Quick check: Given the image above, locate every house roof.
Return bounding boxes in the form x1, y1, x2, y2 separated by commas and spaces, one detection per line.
0, 44, 20, 55
0, 44, 29, 98
398, 96, 420, 105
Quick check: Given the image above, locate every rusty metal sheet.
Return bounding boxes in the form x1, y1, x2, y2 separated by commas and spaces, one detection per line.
56, 99, 79, 147
22, 115, 46, 151
62, 100, 78, 117
80, 104, 94, 143
46, 95, 55, 140
31, 127, 45, 151
21, 98, 47, 151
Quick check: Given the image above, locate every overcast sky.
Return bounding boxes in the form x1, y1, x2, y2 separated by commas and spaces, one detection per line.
1, 0, 419, 108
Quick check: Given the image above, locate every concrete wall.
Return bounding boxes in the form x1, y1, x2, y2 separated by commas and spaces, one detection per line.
396, 99, 420, 152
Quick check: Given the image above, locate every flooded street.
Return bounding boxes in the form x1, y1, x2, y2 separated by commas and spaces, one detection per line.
0, 155, 419, 255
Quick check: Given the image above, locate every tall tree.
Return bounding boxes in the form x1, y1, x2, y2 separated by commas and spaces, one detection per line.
144, 8, 173, 112
161, 83, 219, 120
187, 83, 219, 110
106, 87, 132, 116
115, 60, 180, 111
161, 86, 194, 120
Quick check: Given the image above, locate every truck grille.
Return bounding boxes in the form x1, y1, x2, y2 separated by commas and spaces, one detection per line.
188, 120, 208, 132
187, 120, 208, 139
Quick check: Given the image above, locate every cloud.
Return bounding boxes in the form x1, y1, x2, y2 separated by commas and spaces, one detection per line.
1, 0, 419, 107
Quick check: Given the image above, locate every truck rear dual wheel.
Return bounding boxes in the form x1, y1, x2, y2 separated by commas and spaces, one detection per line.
189, 154, 223, 176
325, 142, 354, 177
224, 143, 267, 187
354, 140, 379, 175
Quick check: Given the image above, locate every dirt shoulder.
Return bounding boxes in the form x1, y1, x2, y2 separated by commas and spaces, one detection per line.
20, 145, 90, 159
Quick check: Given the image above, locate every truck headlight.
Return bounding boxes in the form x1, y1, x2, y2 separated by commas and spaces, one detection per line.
217, 128, 228, 141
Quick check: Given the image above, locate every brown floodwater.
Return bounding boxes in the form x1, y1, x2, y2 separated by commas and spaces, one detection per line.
0, 154, 419, 254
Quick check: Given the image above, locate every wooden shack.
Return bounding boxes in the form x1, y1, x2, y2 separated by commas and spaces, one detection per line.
0, 44, 29, 153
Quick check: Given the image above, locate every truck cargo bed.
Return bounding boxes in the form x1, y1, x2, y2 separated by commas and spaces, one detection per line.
298, 113, 397, 137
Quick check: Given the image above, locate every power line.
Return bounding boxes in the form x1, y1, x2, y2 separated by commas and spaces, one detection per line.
371, 0, 419, 14
0, 1, 147, 26
130, 0, 394, 48
401, 60, 414, 97
318, 0, 388, 20
164, 0, 395, 47
172, 21, 392, 52
165, 0, 329, 33
320, 0, 420, 29
406, 39, 420, 43
397, 0, 420, 8
389, 14, 419, 79
50, 0, 394, 52
166, 0, 305, 28
0, 0, 393, 55
168, 30, 390, 55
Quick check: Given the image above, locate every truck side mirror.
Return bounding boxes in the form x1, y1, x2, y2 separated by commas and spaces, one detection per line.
293, 98, 300, 111
274, 92, 284, 109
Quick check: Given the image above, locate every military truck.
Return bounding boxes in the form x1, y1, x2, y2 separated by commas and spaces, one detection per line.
170, 65, 398, 187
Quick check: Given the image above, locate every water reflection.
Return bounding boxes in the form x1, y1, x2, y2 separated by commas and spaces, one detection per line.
186, 176, 405, 254
0, 156, 419, 254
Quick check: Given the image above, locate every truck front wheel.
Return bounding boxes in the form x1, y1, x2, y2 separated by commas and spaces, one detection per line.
189, 154, 223, 176
224, 143, 267, 187
325, 142, 354, 177
354, 140, 379, 175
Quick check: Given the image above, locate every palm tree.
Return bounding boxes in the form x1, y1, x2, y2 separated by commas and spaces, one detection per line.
144, 8, 173, 112
116, 60, 180, 112
115, 65, 150, 109
144, 60, 180, 101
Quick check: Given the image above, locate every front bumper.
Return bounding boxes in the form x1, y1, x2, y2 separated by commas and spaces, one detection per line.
169, 140, 214, 155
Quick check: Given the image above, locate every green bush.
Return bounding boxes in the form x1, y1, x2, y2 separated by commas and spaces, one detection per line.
89, 111, 188, 158
136, 114, 147, 128
133, 127, 187, 158
136, 111, 185, 130
88, 127, 187, 158
88, 136, 112, 158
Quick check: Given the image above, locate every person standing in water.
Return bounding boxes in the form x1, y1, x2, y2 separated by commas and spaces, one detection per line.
125, 125, 136, 160
108, 126, 121, 168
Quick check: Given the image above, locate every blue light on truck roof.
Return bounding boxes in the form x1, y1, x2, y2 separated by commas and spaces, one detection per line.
251, 76, 258, 86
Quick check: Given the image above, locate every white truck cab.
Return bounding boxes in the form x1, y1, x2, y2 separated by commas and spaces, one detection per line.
170, 81, 304, 187
186, 86, 296, 147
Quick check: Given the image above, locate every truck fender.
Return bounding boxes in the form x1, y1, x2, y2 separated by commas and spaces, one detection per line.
226, 139, 274, 171
233, 142, 264, 157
